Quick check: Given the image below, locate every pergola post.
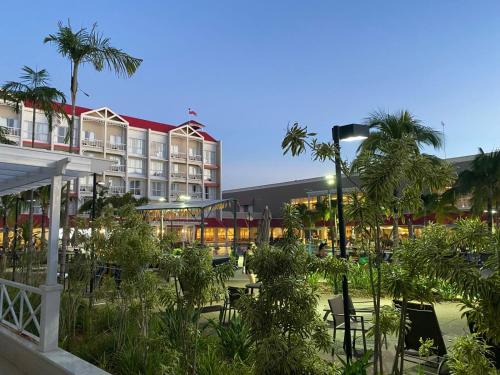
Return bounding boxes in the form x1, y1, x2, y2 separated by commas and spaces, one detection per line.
39, 174, 63, 352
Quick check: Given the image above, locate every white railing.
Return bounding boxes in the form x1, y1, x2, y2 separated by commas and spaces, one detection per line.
188, 154, 203, 162
82, 139, 103, 148
109, 164, 126, 173
190, 193, 203, 200
109, 186, 125, 195
169, 191, 185, 199
171, 172, 187, 179
79, 184, 93, 193
1, 126, 21, 137
188, 174, 203, 181
171, 152, 186, 160
151, 171, 165, 177
106, 142, 126, 151
0, 278, 42, 342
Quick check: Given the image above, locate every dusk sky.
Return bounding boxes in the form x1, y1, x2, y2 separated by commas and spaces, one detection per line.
1, 1, 500, 189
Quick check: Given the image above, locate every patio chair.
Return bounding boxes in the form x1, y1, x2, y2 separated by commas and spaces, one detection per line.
327, 296, 371, 357
393, 301, 448, 374
178, 277, 225, 323
323, 295, 373, 321
222, 286, 246, 323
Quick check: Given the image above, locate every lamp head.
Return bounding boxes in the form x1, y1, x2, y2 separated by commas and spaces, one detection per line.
334, 124, 370, 142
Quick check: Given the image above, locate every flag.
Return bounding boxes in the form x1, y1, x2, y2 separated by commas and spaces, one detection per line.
188, 108, 197, 116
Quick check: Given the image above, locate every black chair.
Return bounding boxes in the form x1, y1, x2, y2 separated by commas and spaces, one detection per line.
178, 277, 224, 322
327, 296, 371, 356
222, 286, 246, 323
394, 301, 448, 374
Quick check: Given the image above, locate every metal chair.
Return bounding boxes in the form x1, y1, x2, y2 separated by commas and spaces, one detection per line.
394, 301, 449, 374
222, 286, 246, 323
327, 296, 371, 356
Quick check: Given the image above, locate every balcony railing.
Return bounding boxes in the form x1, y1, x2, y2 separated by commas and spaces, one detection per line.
171, 172, 187, 179
82, 139, 103, 149
109, 164, 126, 173
109, 186, 125, 195
0, 278, 42, 342
188, 173, 203, 181
169, 191, 186, 200
151, 171, 166, 177
171, 152, 186, 160
1, 126, 21, 137
190, 193, 203, 200
106, 142, 126, 151
79, 184, 93, 193
188, 154, 203, 162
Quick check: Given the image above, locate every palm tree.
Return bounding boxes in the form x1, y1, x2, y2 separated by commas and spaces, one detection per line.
35, 186, 51, 251
0, 195, 17, 273
2, 66, 67, 281
358, 110, 445, 245
455, 148, 500, 232
44, 21, 143, 279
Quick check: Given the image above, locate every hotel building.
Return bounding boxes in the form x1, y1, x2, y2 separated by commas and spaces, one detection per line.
0, 102, 222, 215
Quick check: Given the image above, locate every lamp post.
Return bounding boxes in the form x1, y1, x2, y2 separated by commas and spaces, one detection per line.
332, 123, 370, 362
325, 175, 336, 254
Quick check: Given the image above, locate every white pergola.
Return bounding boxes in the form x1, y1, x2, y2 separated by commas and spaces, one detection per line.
0, 144, 111, 352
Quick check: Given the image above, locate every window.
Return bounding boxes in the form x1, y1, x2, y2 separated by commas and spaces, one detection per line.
171, 144, 179, 154
172, 163, 180, 173
205, 187, 217, 200
25, 121, 49, 142
84, 130, 95, 140
171, 183, 182, 192
56, 126, 67, 143
129, 138, 145, 155
151, 181, 165, 197
190, 184, 202, 193
129, 180, 142, 196
128, 158, 144, 174
151, 161, 165, 176
109, 134, 122, 145
109, 155, 122, 164
204, 150, 216, 164
0, 117, 20, 136
151, 141, 166, 158
204, 169, 216, 181
189, 166, 201, 177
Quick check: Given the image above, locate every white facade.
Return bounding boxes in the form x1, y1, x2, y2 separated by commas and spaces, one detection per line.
0, 102, 222, 211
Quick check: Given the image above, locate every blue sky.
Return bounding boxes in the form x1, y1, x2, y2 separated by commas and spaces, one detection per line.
1, 1, 500, 189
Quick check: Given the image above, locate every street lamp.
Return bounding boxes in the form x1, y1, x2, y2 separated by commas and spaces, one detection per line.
324, 174, 336, 253
332, 123, 369, 362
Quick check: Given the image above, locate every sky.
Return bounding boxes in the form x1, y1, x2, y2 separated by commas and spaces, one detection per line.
1, 1, 500, 189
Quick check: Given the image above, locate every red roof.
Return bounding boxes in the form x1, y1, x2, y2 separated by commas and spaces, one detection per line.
25, 103, 218, 141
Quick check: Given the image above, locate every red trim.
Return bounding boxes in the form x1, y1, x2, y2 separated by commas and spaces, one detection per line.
22, 141, 51, 149
0, 214, 49, 227
204, 164, 219, 170
24, 102, 217, 141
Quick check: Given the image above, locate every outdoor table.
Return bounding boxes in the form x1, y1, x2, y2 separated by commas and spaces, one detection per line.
245, 282, 262, 295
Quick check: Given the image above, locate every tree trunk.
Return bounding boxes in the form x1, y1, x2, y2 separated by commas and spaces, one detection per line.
392, 297, 408, 375
407, 215, 414, 239
41, 206, 46, 251
61, 63, 79, 284
487, 196, 493, 233
1, 211, 8, 274
26, 106, 37, 283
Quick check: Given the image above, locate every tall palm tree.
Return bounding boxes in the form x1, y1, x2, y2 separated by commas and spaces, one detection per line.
44, 21, 142, 279
2, 66, 67, 280
35, 186, 51, 251
455, 148, 500, 232
358, 110, 445, 245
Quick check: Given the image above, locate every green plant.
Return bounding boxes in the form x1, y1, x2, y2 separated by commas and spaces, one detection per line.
447, 334, 497, 375
337, 350, 373, 375
210, 316, 254, 362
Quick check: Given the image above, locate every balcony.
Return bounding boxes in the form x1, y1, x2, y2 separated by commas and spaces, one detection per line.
109, 164, 126, 173
188, 173, 203, 181
1, 126, 21, 137
171, 172, 187, 179
151, 171, 166, 177
171, 152, 186, 160
79, 184, 93, 194
188, 154, 203, 163
82, 138, 104, 149
169, 191, 186, 200
109, 186, 125, 195
190, 193, 203, 200
106, 142, 126, 152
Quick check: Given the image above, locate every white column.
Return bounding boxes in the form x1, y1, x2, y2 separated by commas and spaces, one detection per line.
39, 173, 63, 352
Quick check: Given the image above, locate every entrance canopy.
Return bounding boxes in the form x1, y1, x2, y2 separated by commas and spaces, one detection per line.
136, 198, 238, 252
0, 144, 111, 197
